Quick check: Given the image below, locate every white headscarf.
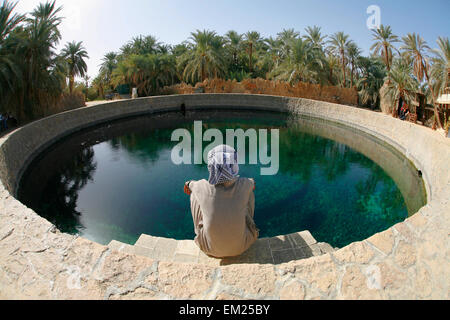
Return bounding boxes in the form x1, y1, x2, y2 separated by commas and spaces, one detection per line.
207, 145, 239, 185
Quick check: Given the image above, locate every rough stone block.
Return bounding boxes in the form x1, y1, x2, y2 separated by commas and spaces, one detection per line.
367, 229, 395, 255
272, 249, 297, 264
309, 244, 323, 256
239, 238, 274, 264
132, 245, 154, 259
151, 237, 177, 261
173, 253, 199, 263
294, 247, 314, 260
318, 242, 335, 254
268, 235, 293, 251
279, 280, 306, 300
288, 231, 317, 248
198, 251, 221, 267
135, 234, 159, 249
175, 240, 200, 256
108, 240, 131, 252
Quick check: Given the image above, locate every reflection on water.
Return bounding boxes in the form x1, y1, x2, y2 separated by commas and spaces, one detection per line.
18, 110, 427, 248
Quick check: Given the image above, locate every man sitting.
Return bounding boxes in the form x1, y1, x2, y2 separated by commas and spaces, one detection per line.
184, 145, 259, 258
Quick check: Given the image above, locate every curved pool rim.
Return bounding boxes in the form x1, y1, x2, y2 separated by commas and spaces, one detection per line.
0, 94, 448, 300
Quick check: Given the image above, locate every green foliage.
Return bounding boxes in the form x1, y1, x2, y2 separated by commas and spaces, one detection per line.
0, 0, 87, 123
178, 29, 227, 84
93, 25, 446, 125
112, 53, 177, 96
269, 38, 325, 85
370, 24, 400, 72
357, 56, 387, 109
1, 0, 447, 125
384, 57, 420, 110
61, 40, 89, 94
430, 37, 450, 96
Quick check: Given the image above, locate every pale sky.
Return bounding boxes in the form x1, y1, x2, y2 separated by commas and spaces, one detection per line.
13, 0, 450, 81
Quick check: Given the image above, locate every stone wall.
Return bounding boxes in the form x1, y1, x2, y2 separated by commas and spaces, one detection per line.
160, 78, 359, 106
0, 94, 448, 300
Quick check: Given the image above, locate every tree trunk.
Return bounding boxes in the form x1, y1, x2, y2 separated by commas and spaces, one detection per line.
201, 57, 206, 82
351, 62, 354, 87
425, 72, 443, 129
249, 43, 253, 73
384, 45, 390, 72
341, 50, 346, 87
69, 74, 74, 95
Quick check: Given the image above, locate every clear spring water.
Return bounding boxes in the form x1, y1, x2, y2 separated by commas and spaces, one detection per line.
18, 110, 426, 248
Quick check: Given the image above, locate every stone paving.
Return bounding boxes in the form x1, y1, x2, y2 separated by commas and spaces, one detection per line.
0, 94, 448, 300
108, 231, 335, 266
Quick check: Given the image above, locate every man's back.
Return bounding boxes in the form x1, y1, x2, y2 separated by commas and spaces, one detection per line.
189, 177, 258, 258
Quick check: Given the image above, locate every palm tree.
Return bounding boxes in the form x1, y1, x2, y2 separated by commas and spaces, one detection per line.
384, 57, 419, 115
277, 28, 300, 59
224, 30, 243, 66
99, 51, 117, 89
127, 54, 177, 96
270, 38, 321, 84
28, 0, 62, 44
328, 32, 352, 87
83, 74, 90, 87
61, 41, 89, 94
325, 54, 340, 86
157, 44, 171, 55
0, 0, 24, 40
14, 0, 65, 121
120, 35, 161, 56
264, 36, 282, 71
180, 29, 226, 83
277, 28, 300, 41
347, 42, 362, 87
111, 58, 133, 89
0, 0, 25, 100
401, 33, 442, 129
304, 26, 327, 50
370, 25, 399, 72
357, 56, 387, 108
92, 74, 105, 99
430, 37, 450, 98
244, 31, 261, 73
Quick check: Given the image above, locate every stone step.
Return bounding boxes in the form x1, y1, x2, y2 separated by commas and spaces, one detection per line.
108, 240, 135, 254
108, 231, 336, 266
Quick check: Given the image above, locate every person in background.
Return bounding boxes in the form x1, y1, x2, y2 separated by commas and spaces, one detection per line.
399, 102, 410, 121
184, 144, 259, 258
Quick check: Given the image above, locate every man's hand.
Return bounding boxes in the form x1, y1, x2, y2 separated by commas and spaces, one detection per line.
250, 178, 256, 191
184, 182, 192, 196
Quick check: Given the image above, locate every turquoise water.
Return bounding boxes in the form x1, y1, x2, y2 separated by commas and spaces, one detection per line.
18, 110, 426, 248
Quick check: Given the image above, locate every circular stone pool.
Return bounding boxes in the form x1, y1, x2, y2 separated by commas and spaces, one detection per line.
17, 110, 426, 249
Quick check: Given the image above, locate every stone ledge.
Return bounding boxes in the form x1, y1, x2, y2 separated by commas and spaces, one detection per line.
107, 231, 329, 266
0, 94, 448, 300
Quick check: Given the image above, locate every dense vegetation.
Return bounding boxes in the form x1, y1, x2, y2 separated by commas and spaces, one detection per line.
0, 0, 87, 122
94, 25, 448, 128
1, 1, 449, 129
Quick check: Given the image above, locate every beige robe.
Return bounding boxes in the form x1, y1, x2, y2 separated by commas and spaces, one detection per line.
188, 178, 259, 258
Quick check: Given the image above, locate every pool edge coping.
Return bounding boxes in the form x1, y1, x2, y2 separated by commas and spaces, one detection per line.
0, 94, 448, 300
